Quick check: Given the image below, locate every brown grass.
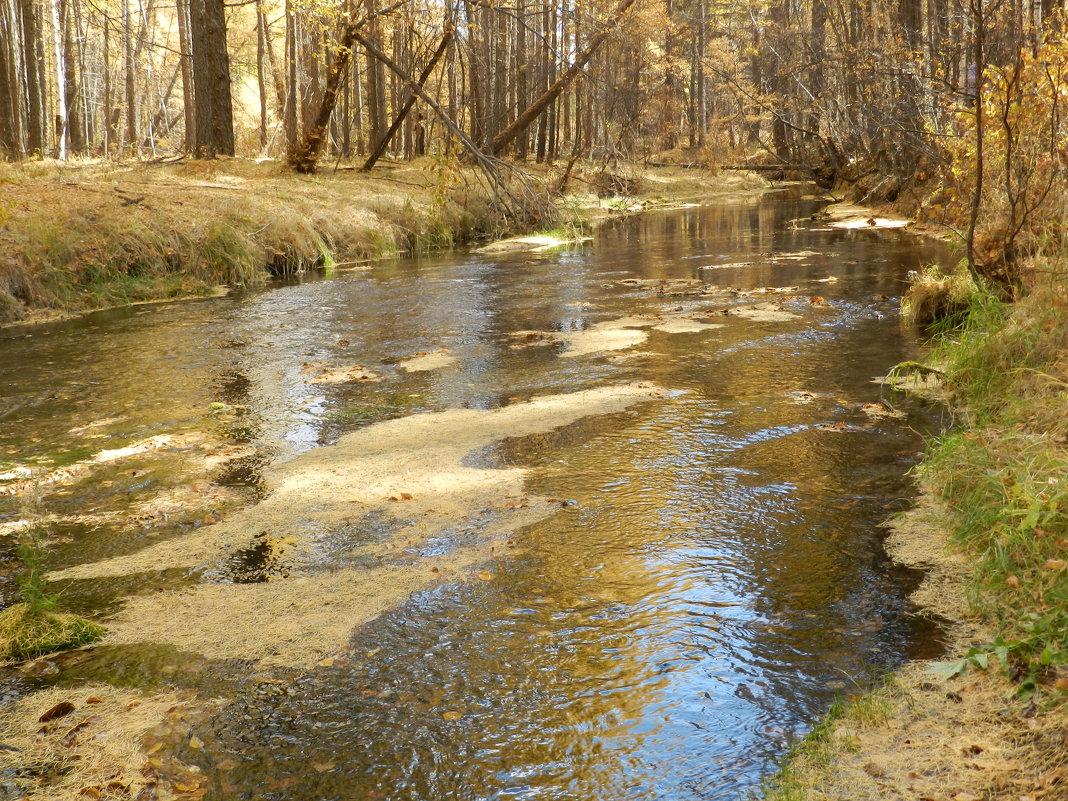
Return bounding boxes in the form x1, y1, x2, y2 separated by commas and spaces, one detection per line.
0, 157, 765, 325
0, 683, 223, 800
901, 265, 978, 326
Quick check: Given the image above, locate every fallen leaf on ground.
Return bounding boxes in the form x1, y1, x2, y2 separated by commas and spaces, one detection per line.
39, 701, 76, 722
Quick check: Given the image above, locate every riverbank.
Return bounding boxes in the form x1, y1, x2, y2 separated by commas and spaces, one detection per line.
0, 157, 767, 326
765, 271, 1068, 800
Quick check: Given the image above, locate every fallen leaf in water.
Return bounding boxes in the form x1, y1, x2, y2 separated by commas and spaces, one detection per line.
337, 339, 350, 346
441, 711, 462, 721
477, 571, 495, 581
809, 295, 830, 307
319, 657, 335, 667
312, 761, 336, 772
216, 759, 238, 771
173, 779, 203, 792
39, 701, 76, 722
189, 734, 203, 749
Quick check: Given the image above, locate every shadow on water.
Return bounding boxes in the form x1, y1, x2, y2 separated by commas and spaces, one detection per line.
0, 195, 952, 800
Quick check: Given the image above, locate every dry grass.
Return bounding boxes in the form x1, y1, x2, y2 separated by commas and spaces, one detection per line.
901, 264, 978, 327
0, 157, 760, 324
0, 157, 540, 323
0, 682, 222, 800
0, 604, 104, 662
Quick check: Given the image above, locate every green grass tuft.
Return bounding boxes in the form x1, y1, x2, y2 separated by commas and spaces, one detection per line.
917, 276, 1068, 688
0, 603, 105, 663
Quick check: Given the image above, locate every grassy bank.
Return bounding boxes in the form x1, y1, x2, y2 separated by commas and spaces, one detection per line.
762, 265, 1068, 800
0, 158, 764, 325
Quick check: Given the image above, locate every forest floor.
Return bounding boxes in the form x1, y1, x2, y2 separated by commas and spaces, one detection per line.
0, 156, 768, 326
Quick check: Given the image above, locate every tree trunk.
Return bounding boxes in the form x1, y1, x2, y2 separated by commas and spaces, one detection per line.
361, 27, 451, 171
490, 0, 639, 156
175, 0, 194, 149
103, 8, 115, 152
256, 0, 268, 149
123, 0, 137, 154
283, 0, 298, 156
50, 0, 67, 159
0, 0, 21, 158
19, 0, 45, 155
189, 0, 233, 156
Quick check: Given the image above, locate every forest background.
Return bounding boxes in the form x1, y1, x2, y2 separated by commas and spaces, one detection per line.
0, 0, 1066, 293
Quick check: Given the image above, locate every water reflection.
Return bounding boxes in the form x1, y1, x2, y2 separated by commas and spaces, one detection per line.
0, 195, 949, 800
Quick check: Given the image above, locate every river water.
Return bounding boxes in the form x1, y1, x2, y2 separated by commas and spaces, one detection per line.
0, 192, 948, 800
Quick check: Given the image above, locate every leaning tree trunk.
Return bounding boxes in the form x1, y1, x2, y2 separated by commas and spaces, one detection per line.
490, 0, 639, 156
361, 27, 451, 171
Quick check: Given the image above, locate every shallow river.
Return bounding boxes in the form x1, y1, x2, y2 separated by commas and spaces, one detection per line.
0, 192, 948, 800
